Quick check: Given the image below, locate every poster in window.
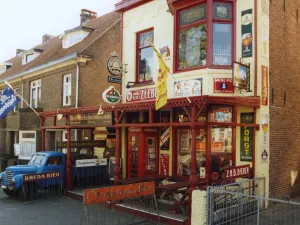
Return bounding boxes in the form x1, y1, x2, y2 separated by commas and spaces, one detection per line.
160, 111, 170, 150
240, 113, 254, 162
160, 154, 169, 176
241, 9, 253, 58
210, 107, 232, 122
179, 129, 190, 154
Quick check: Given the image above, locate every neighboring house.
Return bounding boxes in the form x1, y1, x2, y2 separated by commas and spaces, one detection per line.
0, 9, 121, 162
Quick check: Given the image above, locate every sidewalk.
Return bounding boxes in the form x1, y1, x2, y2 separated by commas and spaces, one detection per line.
0, 191, 84, 225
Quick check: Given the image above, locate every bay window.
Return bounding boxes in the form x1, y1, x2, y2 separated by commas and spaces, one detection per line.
30, 79, 41, 108
175, 0, 234, 71
136, 29, 154, 83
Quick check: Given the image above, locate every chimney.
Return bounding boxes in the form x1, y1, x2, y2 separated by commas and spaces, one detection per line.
42, 34, 53, 44
80, 9, 97, 26
16, 49, 25, 56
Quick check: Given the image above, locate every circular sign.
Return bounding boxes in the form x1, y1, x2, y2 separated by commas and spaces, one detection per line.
211, 172, 219, 181
102, 86, 121, 104
107, 56, 123, 76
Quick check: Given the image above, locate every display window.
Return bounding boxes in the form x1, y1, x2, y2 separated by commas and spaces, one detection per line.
177, 128, 206, 177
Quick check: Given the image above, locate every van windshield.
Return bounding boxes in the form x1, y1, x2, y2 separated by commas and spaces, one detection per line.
28, 154, 46, 165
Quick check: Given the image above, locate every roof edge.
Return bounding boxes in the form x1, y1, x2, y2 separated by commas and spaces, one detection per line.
0, 53, 79, 83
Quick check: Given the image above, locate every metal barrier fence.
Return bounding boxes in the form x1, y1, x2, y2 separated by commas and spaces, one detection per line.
81, 182, 160, 225
207, 177, 266, 225
17, 172, 64, 202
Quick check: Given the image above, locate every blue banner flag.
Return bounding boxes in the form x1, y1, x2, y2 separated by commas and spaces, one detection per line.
0, 86, 20, 118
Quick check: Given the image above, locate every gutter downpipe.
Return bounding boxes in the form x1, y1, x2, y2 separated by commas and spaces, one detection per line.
75, 60, 80, 141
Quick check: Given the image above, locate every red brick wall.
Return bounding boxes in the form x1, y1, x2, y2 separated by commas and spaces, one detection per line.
269, 0, 300, 197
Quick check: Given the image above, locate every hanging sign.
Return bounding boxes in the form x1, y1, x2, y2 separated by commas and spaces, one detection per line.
240, 113, 254, 162
233, 62, 250, 90
126, 88, 156, 102
106, 52, 123, 77
241, 9, 253, 58
213, 78, 234, 93
102, 86, 121, 104
224, 165, 250, 179
75, 158, 107, 168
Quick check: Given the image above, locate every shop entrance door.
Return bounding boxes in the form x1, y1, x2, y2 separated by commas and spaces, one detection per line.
127, 128, 159, 178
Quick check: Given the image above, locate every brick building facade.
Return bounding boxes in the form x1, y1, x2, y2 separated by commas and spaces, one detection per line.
0, 10, 121, 161
269, 0, 300, 197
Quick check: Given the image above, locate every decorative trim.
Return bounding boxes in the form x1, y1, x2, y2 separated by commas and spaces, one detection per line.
115, 0, 153, 12
39, 96, 260, 118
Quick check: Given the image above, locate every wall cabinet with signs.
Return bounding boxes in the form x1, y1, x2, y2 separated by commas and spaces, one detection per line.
127, 128, 159, 178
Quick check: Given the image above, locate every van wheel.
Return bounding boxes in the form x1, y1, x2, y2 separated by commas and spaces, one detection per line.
3, 189, 16, 197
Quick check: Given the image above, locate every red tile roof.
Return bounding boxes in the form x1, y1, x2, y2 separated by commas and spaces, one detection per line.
0, 11, 120, 80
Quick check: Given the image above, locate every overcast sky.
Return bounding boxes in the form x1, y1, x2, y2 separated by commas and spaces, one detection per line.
0, 0, 120, 62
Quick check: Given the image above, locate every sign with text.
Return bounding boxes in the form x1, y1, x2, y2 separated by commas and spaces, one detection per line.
240, 113, 254, 162
70, 112, 112, 127
83, 181, 155, 205
160, 111, 170, 150
213, 78, 234, 93
126, 88, 156, 102
224, 165, 250, 179
75, 158, 107, 168
57, 140, 106, 149
108, 76, 122, 84
173, 78, 202, 98
23, 172, 61, 182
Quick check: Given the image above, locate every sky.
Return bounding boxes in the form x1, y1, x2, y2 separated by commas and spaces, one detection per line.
0, 0, 120, 62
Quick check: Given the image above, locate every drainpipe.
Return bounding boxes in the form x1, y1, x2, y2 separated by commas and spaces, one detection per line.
75, 60, 80, 141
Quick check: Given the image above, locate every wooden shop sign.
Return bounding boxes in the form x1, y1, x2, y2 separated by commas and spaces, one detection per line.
23, 172, 61, 182
126, 88, 156, 102
224, 165, 250, 179
70, 112, 112, 127
83, 181, 155, 205
57, 140, 106, 148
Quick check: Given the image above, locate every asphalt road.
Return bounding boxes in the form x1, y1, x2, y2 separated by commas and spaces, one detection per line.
0, 190, 84, 225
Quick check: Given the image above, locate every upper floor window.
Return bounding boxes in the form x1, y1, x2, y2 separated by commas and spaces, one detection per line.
60, 27, 93, 49
175, 0, 233, 72
25, 53, 35, 63
136, 29, 154, 82
30, 80, 41, 108
63, 74, 71, 106
0, 66, 6, 74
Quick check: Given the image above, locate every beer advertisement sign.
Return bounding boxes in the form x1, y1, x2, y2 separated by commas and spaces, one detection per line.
241, 9, 253, 58
240, 113, 254, 162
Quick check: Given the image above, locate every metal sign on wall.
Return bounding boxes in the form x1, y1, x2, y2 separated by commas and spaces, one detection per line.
126, 88, 156, 102
240, 113, 254, 162
70, 112, 112, 126
213, 78, 234, 93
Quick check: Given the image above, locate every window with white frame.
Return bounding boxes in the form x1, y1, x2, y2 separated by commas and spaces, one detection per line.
13, 88, 19, 112
26, 53, 35, 63
63, 74, 71, 106
30, 80, 41, 108
0, 66, 6, 74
